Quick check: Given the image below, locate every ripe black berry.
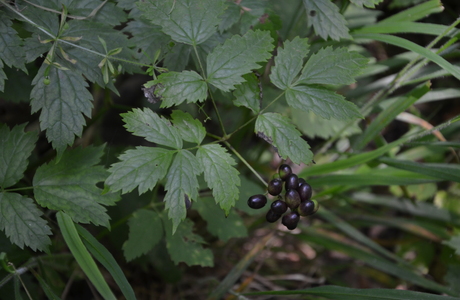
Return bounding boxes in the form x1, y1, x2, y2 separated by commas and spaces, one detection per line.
282, 212, 300, 230
184, 195, 192, 210
278, 164, 292, 181
247, 194, 267, 209
297, 182, 312, 201
298, 178, 306, 186
266, 209, 282, 223
285, 189, 301, 209
271, 199, 288, 215
267, 178, 283, 196
285, 174, 299, 190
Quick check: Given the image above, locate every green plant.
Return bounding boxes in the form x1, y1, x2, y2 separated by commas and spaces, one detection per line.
1, 0, 460, 299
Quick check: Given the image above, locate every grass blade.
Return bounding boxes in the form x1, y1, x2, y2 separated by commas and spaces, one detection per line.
379, 0, 443, 23
355, 21, 457, 36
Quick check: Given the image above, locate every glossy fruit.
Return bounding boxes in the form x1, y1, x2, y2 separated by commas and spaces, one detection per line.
285, 174, 299, 190
285, 189, 301, 209
247, 194, 267, 209
282, 212, 300, 230
271, 199, 288, 215
266, 209, 281, 223
268, 178, 283, 196
298, 178, 306, 186
184, 195, 192, 210
278, 164, 292, 181
297, 182, 312, 201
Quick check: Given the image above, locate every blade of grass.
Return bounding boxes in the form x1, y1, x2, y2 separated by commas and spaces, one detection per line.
379, 0, 444, 23
355, 21, 457, 37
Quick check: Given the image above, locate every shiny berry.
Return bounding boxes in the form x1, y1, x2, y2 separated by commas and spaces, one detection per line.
297, 182, 312, 201
298, 199, 319, 216
271, 200, 288, 215
268, 178, 283, 196
184, 195, 192, 210
278, 164, 292, 181
266, 209, 281, 223
285, 174, 299, 190
298, 178, 306, 186
282, 212, 300, 230
285, 189, 301, 209
247, 194, 267, 209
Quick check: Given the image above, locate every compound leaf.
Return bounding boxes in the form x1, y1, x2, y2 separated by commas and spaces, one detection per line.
297, 47, 368, 86
255, 113, 313, 165
122, 108, 182, 149
123, 209, 163, 261
233, 73, 261, 113
0, 124, 38, 188
207, 30, 274, 92
33, 146, 119, 228
302, 0, 351, 41
270, 37, 310, 90
105, 147, 174, 194
138, 0, 226, 45
164, 150, 201, 233
286, 85, 362, 120
0, 192, 52, 252
163, 216, 214, 267
153, 71, 208, 107
170, 110, 206, 144
197, 144, 240, 214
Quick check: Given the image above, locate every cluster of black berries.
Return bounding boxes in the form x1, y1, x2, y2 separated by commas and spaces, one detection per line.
247, 164, 318, 230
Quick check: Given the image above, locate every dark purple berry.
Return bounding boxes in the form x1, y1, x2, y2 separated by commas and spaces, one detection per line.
285, 174, 299, 190
266, 209, 281, 223
282, 212, 300, 230
285, 189, 301, 209
184, 195, 192, 210
298, 178, 306, 186
247, 194, 267, 209
298, 199, 319, 216
297, 182, 312, 201
268, 178, 283, 196
278, 164, 292, 181
271, 199, 288, 215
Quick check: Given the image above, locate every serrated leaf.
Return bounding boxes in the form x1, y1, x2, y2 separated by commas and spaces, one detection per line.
233, 73, 261, 113
195, 197, 247, 241
296, 47, 368, 86
138, 0, 226, 46
0, 12, 27, 84
255, 113, 313, 165
0, 124, 38, 188
170, 110, 206, 144
0, 192, 51, 252
122, 108, 182, 149
105, 147, 174, 194
206, 30, 274, 92
302, 0, 351, 41
163, 217, 214, 267
123, 209, 163, 261
153, 71, 207, 107
30, 66, 93, 157
270, 37, 310, 90
219, 1, 241, 33
350, 0, 384, 8
196, 144, 240, 214
33, 146, 120, 227
164, 150, 201, 233
286, 85, 362, 120
164, 42, 192, 71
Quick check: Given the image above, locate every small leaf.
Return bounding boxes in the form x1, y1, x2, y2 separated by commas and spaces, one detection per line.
443, 234, 460, 255
0, 13, 27, 74
207, 30, 274, 92
296, 47, 368, 86
123, 209, 163, 261
138, 0, 226, 45
105, 147, 174, 194
163, 216, 214, 267
164, 150, 201, 233
153, 71, 208, 107
219, 1, 241, 33
302, 0, 351, 41
233, 73, 261, 113
270, 37, 310, 90
286, 85, 362, 120
0, 124, 38, 188
196, 144, 240, 214
0, 192, 52, 252
170, 110, 206, 144
255, 113, 313, 165
122, 108, 182, 149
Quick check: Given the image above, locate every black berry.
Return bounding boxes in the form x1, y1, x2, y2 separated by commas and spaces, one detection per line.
184, 195, 192, 210
278, 164, 292, 181
285, 174, 299, 190
282, 212, 300, 230
247, 194, 267, 209
271, 199, 288, 215
285, 189, 301, 209
298, 178, 306, 186
266, 209, 281, 223
267, 178, 283, 196
297, 182, 312, 201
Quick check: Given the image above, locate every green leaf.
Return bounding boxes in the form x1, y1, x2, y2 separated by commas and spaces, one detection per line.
164, 42, 192, 71
0, 193, 51, 252
105, 147, 174, 194
380, 0, 443, 23
137, 0, 226, 45
286, 85, 362, 120
32, 271, 62, 300
163, 217, 214, 267
302, 0, 351, 41
30, 66, 93, 157
196, 144, 240, 214
122, 108, 182, 149
123, 209, 163, 261
170, 110, 206, 144
206, 30, 274, 92
0, 124, 38, 188
153, 71, 207, 107
233, 73, 261, 113
33, 146, 119, 227
270, 37, 310, 90
297, 47, 368, 86
443, 234, 460, 255
219, 1, 241, 33
164, 150, 201, 233
350, 0, 384, 8
255, 113, 313, 165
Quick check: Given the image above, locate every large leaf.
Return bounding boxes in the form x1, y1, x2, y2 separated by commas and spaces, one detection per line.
170, 110, 206, 144
255, 113, 313, 165
0, 124, 38, 188
0, 192, 51, 252
206, 30, 274, 92
137, 0, 226, 46
34, 146, 119, 227
196, 144, 240, 214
